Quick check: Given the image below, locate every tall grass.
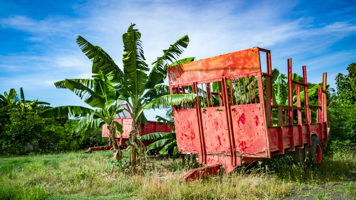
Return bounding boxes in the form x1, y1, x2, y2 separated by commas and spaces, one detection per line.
0, 147, 354, 200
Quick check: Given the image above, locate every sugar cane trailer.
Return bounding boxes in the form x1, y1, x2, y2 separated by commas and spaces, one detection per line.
86, 104, 173, 153
167, 47, 329, 181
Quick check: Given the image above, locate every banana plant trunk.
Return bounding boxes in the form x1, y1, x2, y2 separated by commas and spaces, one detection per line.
109, 122, 121, 161
130, 118, 139, 169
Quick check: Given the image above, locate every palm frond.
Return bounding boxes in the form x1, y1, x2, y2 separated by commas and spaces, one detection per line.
155, 115, 175, 127
146, 138, 170, 151
40, 105, 93, 118
143, 84, 170, 100
146, 36, 190, 89
76, 36, 123, 83
122, 24, 149, 96
159, 141, 175, 155
54, 79, 105, 108
55, 79, 95, 89
168, 57, 195, 67
75, 113, 105, 133
145, 94, 197, 109
141, 132, 172, 141
20, 87, 25, 102
113, 121, 123, 136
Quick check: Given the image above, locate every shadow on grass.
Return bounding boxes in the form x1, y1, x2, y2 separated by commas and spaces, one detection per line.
255, 151, 356, 184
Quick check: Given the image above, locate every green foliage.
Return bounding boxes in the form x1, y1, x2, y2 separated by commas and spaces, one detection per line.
328, 63, 356, 145
334, 63, 356, 104
141, 116, 177, 157
0, 88, 107, 155
41, 69, 125, 151
75, 24, 194, 167
271, 68, 322, 106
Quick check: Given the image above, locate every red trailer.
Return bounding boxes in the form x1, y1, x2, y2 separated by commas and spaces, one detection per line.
167, 47, 329, 181
86, 104, 173, 152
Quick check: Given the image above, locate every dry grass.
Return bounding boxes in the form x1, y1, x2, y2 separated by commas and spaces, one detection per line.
0, 148, 354, 200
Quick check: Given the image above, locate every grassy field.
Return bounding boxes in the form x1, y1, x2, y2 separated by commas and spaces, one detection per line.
0, 148, 355, 200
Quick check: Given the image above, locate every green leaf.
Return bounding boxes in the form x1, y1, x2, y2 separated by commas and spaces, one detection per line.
145, 94, 197, 109
54, 79, 106, 108
40, 106, 93, 118
122, 24, 149, 97
141, 132, 172, 141
159, 141, 175, 154
168, 57, 195, 67
146, 138, 170, 151
143, 85, 170, 100
146, 36, 190, 89
76, 35, 124, 83
75, 113, 105, 133
113, 121, 123, 136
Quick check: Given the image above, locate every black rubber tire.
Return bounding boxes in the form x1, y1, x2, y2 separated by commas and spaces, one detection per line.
310, 135, 322, 166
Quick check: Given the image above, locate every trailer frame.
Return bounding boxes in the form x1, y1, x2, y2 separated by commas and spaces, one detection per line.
167, 47, 329, 181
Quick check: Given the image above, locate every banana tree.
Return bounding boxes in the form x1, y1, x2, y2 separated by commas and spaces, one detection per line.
76, 24, 196, 168
0, 88, 17, 107
0, 87, 49, 113
40, 73, 126, 160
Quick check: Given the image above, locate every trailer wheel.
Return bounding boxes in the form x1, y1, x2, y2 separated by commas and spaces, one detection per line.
310, 135, 322, 166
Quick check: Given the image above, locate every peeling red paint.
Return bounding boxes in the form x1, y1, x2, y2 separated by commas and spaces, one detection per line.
217, 136, 222, 146
239, 141, 247, 151
238, 113, 246, 125
255, 115, 259, 126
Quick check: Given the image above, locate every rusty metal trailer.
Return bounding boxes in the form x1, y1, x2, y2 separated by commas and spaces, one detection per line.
167, 47, 329, 181
87, 104, 173, 152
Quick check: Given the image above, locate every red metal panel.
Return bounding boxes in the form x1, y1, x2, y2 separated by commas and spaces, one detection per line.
122, 119, 133, 138
206, 155, 241, 173
181, 164, 222, 182
156, 122, 172, 133
281, 126, 291, 149
201, 107, 230, 154
230, 104, 268, 157
174, 109, 200, 154
293, 125, 301, 146
222, 78, 237, 166
102, 119, 123, 138
193, 82, 207, 164
310, 124, 321, 136
168, 48, 261, 85
143, 122, 155, 135
267, 127, 280, 152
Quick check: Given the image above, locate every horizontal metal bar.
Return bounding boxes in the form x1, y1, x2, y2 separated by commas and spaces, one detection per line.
309, 105, 322, 108
271, 105, 301, 110
292, 80, 308, 86
271, 105, 292, 110
258, 47, 271, 53
261, 72, 274, 77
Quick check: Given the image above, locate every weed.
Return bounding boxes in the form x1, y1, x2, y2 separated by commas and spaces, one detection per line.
0, 148, 354, 199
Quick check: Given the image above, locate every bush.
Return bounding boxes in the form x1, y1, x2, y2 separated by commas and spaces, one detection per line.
0, 106, 107, 155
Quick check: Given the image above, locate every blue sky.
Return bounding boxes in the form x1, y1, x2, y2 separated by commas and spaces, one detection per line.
0, 0, 355, 120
